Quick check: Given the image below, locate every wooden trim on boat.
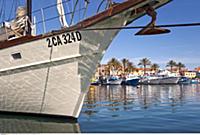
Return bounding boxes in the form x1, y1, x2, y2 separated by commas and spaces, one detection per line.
0, 0, 162, 50
76, 0, 145, 28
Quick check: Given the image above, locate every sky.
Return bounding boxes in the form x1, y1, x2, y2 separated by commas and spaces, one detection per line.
0, 0, 200, 70
101, 0, 200, 70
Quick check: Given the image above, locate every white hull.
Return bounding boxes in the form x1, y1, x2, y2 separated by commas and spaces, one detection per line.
142, 77, 180, 85
108, 79, 122, 85
0, 10, 127, 118
0, 0, 170, 118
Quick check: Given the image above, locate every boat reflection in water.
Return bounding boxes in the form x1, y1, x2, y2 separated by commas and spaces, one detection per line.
81, 84, 200, 118
0, 114, 80, 133
80, 84, 200, 132
1, 84, 200, 133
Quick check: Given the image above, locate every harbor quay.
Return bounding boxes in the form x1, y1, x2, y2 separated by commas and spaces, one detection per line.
91, 58, 200, 86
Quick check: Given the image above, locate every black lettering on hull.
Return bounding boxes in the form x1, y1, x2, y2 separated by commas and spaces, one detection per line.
57, 36, 63, 46
76, 31, 82, 41
47, 31, 82, 48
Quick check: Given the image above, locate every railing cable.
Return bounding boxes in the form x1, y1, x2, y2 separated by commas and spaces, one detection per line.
83, 22, 200, 31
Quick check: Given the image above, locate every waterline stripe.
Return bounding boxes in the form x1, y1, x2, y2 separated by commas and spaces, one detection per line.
0, 54, 85, 77
0, 52, 101, 77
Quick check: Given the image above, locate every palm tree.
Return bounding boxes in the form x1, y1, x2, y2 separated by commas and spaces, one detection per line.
166, 60, 176, 72
121, 58, 129, 74
138, 58, 151, 75
176, 62, 185, 74
127, 62, 135, 73
107, 58, 121, 75
151, 63, 160, 72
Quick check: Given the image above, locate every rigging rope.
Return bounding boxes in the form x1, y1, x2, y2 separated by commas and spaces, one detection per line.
1, 21, 200, 38
0, 0, 71, 24
83, 22, 200, 31
0, 0, 199, 37
69, 0, 79, 25
97, 0, 106, 13
34, 7, 86, 26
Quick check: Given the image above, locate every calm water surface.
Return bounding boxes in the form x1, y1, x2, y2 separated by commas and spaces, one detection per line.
0, 84, 200, 133
79, 84, 200, 133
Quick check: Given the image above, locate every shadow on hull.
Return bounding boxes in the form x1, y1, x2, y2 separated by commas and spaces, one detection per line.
0, 112, 80, 133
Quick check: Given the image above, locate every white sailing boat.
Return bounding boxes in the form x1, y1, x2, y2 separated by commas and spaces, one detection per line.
0, 0, 171, 118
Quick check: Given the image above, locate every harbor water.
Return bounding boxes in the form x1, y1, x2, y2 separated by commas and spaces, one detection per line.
1, 84, 200, 133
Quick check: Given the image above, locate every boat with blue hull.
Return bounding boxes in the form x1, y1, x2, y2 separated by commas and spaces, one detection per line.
122, 78, 140, 86
191, 79, 199, 84
178, 77, 199, 85
121, 75, 140, 86
108, 76, 122, 85
178, 77, 191, 85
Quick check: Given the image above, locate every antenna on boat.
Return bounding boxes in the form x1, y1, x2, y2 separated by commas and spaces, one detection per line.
26, 0, 32, 35
135, 5, 170, 36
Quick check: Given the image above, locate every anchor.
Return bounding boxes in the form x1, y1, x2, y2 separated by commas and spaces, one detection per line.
135, 5, 170, 35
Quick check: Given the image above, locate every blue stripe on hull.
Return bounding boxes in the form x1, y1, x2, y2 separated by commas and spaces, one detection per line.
122, 79, 140, 86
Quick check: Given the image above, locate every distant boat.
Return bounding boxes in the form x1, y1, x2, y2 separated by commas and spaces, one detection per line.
108, 76, 122, 85
191, 79, 199, 84
159, 76, 180, 84
178, 77, 200, 85
121, 75, 140, 86
91, 76, 122, 85
93, 76, 109, 85
91, 78, 100, 86
140, 70, 180, 85
141, 76, 179, 85
178, 77, 191, 85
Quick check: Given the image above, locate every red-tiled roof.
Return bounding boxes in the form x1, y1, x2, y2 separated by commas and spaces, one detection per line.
195, 67, 200, 71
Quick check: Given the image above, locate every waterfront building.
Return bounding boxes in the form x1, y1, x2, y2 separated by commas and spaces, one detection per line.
195, 67, 200, 73
184, 71, 197, 79
132, 68, 156, 76
95, 64, 122, 78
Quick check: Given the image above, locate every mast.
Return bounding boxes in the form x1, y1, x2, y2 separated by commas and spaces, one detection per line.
27, 0, 32, 35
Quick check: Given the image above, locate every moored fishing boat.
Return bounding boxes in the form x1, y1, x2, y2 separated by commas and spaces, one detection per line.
107, 76, 122, 85
0, 0, 171, 118
121, 74, 140, 86
178, 77, 191, 85
140, 70, 179, 85
141, 76, 179, 85
191, 79, 199, 84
